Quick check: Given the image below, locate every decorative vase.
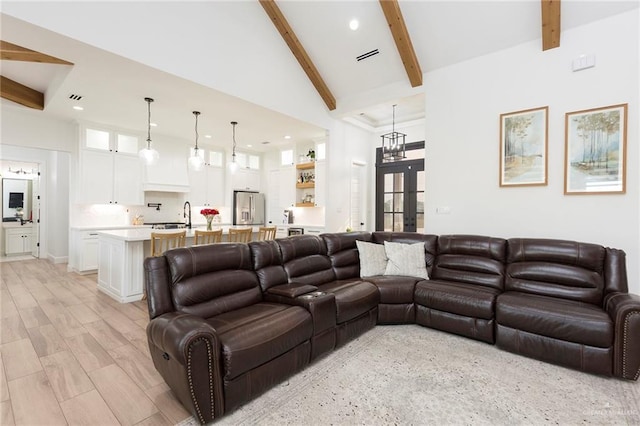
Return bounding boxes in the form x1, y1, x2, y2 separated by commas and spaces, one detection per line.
206, 216, 214, 231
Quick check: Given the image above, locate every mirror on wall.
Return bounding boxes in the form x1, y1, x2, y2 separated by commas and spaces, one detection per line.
2, 178, 33, 222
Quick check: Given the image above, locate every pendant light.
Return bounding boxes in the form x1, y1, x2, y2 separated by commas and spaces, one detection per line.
380, 104, 406, 162
188, 111, 205, 171
139, 97, 160, 165
228, 121, 239, 173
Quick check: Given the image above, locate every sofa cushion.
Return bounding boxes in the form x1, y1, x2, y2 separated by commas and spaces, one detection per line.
432, 235, 507, 291
414, 280, 500, 320
324, 232, 372, 280
506, 238, 606, 305
365, 276, 419, 304
496, 292, 613, 348
356, 240, 388, 277
316, 279, 379, 323
384, 241, 429, 280
208, 302, 313, 380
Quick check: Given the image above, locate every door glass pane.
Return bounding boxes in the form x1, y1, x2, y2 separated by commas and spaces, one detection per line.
416, 213, 424, 233
393, 193, 403, 211
85, 128, 110, 150
384, 173, 403, 192
416, 170, 425, 191
384, 213, 393, 231
416, 192, 424, 213
383, 194, 393, 212
393, 214, 404, 232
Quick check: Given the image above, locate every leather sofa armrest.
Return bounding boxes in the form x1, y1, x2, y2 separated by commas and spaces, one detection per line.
606, 293, 640, 380
266, 282, 318, 298
147, 312, 224, 423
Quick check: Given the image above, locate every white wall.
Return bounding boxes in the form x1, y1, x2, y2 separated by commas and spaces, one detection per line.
424, 11, 639, 294
1, 105, 76, 152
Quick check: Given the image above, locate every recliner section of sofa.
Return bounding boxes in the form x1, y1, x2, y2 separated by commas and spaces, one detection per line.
144, 232, 640, 424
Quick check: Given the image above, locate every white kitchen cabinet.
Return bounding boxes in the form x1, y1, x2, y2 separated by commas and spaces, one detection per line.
231, 169, 261, 191
5, 227, 33, 255
304, 227, 325, 236
70, 229, 100, 273
275, 226, 288, 239
79, 145, 143, 205
279, 166, 296, 208
143, 142, 190, 192
98, 235, 144, 302
188, 165, 225, 207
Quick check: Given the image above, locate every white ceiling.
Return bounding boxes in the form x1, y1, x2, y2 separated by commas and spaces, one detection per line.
1, 1, 637, 151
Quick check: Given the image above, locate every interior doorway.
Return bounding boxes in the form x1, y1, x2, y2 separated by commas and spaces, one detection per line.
375, 141, 425, 233
0, 161, 40, 261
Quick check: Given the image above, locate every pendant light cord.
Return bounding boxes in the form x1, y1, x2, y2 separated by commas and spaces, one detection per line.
231, 121, 238, 160
145, 97, 154, 149
193, 111, 200, 150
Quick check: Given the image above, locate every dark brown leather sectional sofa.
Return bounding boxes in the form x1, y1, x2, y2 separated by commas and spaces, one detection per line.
144, 232, 640, 424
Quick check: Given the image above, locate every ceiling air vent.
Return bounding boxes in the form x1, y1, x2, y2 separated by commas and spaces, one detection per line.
69, 94, 83, 101
356, 49, 379, 62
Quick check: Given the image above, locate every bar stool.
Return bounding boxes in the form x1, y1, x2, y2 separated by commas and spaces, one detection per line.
150, 230, 187, 256
228, 227, 252, 243
257, 226, 277, 241
194, 229, 223, 245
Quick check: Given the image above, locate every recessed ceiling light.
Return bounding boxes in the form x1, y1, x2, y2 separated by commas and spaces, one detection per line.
284, 135, 291, 139
73, 105, 84, 111
247, 144, 253, 148
205, 135, 212, 139
349, 19, 359, 31
150, 123, 158, 127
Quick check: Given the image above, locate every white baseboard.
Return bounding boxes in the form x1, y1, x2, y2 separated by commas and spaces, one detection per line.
47, 254, 68, 264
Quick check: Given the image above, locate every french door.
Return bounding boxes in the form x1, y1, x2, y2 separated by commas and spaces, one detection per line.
375, 142, 425, 233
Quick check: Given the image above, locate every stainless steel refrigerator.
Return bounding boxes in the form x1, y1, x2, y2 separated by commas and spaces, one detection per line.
233, 191, 265, 225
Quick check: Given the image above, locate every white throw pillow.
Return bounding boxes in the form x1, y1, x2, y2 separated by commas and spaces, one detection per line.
356, 240, 388, 277
383, 241, 429, 280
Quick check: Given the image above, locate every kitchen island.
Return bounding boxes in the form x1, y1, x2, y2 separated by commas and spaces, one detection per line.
97, 226, 261, 302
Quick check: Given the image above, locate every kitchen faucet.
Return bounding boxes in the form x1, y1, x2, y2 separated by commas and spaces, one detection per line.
183, 201, 192, 229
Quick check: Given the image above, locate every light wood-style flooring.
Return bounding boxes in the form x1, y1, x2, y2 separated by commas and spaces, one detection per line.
0, 258, 191, 425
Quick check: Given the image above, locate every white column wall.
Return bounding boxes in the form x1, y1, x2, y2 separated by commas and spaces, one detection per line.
424, 11, 639, 293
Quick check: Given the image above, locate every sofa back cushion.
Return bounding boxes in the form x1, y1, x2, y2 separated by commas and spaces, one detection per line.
164, 243, 261, 318
277, 235, 336, 285
506, 238, 606, 305
322, 232, 372, 279
433, 235, 507, 290
249, 240, 288, 292
372, 232, 438, 275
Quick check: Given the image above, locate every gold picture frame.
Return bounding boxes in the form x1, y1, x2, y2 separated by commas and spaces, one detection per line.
564, 103, 627, 195
499, 106, 548, 187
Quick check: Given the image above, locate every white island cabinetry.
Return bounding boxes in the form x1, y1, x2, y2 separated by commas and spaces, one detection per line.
98, 233, 144, 303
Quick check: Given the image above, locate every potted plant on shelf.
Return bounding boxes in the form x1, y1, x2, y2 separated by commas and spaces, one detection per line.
306, 149, 315, 162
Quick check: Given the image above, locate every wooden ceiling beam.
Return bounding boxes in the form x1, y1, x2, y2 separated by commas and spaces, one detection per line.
541, 0, 561, 51
0, 40, 73, 65
0, 75, 45, 110
379, 0, 422, 87
259, 0, 336, 111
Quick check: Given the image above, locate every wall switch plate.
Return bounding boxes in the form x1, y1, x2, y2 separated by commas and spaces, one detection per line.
572, 54, 596, 72
436, 206, 451, 214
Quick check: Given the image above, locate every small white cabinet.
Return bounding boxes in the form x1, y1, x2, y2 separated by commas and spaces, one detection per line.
231, 169, 261, 191
5, 227, 33, 255
188, 165, 225, 207
70, 230, 100, 273
78, 127, 143, 205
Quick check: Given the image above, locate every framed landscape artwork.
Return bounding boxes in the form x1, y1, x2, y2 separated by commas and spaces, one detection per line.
564, 103, 627, 194
499, 106, 548, 187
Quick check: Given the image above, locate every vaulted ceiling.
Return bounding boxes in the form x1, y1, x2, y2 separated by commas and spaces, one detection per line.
1, 1, 637, 150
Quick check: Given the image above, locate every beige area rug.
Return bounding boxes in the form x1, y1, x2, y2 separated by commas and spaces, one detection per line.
178, 325, 640, 425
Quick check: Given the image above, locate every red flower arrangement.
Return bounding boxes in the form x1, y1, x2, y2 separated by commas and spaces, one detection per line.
201, 208, 219, 230
200, 208, 219, 217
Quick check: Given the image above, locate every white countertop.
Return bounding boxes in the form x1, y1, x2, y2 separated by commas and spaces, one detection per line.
2, 222, 33, 229
70, 225, 152, 231
98, 226, 264, 242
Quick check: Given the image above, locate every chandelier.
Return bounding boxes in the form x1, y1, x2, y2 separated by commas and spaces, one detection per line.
380, 104, 406, 161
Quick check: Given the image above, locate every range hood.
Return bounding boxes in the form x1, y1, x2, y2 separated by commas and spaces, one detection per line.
143, 183, 190, 193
